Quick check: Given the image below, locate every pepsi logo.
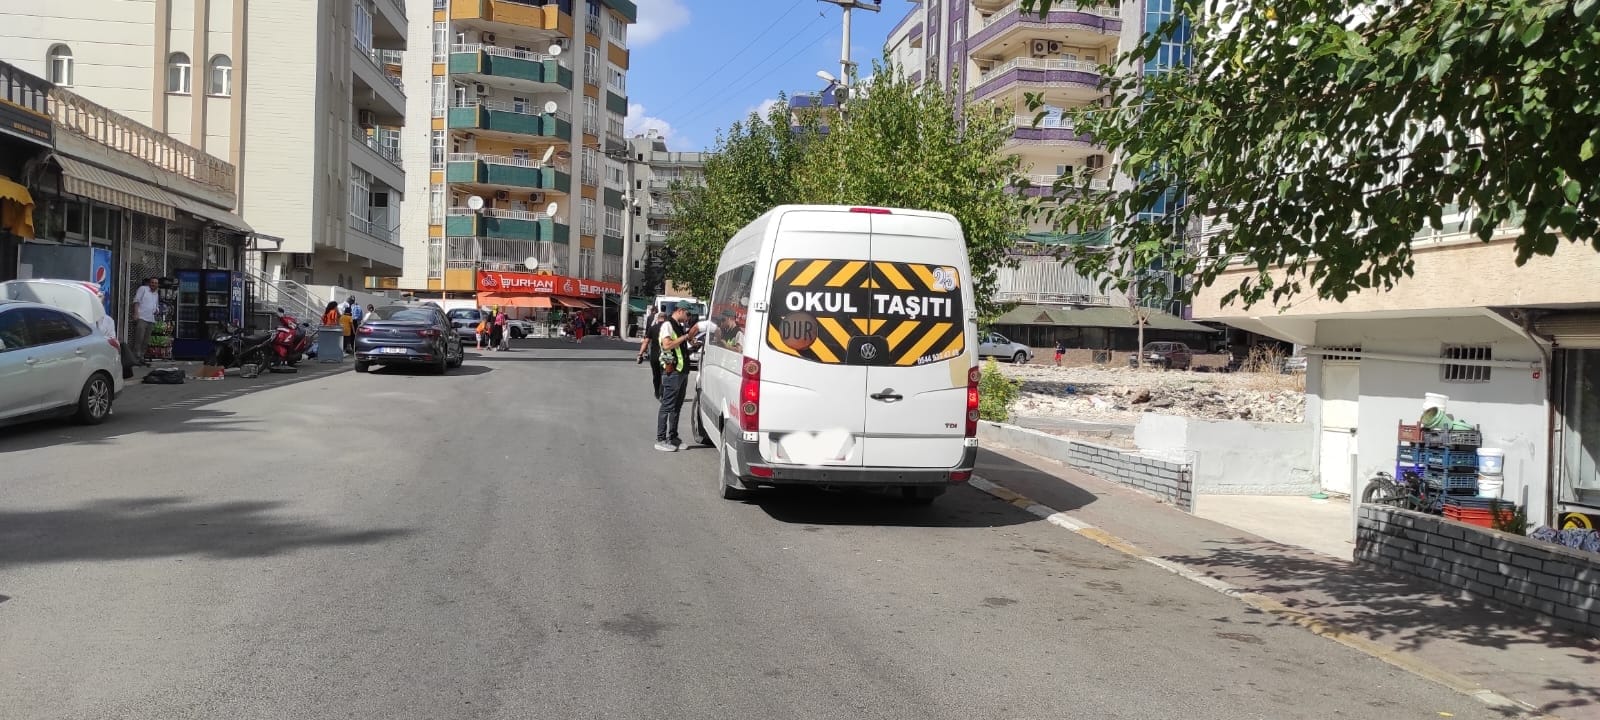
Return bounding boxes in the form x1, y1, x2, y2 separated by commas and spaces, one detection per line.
93, 267, 108, 284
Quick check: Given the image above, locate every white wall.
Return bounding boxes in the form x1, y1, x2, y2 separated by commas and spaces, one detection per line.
1313, 315, 1550, 521
1135, 413, 1318, 495
238, 0, 326, 255
0, 2, 159, 123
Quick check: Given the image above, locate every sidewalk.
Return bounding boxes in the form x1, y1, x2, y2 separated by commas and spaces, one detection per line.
974, 441, 1600, 720
116, 359, 351, 416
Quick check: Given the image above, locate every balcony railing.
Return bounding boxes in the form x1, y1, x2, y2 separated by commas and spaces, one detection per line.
447, 206, 565, 223
986, 57, 1099, 78
451, 97, 569, 121
1020, 174, 1110, 190
50, 87, 235, 196
349, 214, 398, 244
982, 0, 1120, 25
586, 14, 602, 36
448, 151, 571, 172
357, 47, 406, 94
353, 128, 402, 167
1011, 113, 1082, 129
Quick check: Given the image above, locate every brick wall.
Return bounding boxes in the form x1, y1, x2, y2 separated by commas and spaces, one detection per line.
1356, 504, 1600, 638
1065, 440, 1194, 511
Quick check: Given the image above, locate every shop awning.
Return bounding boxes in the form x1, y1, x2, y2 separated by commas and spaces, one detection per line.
628, 297, 650, 314
54, 155, 177, 221
554, 297, 592, 309
171, 193, 254, 233
479, 292, 551, 309
0, 175, 35, 239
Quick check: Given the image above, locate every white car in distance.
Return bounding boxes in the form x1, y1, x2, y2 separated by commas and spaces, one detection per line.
0, 299, 124, 426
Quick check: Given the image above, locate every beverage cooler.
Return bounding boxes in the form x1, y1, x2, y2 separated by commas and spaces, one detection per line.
172, 269, 244, 360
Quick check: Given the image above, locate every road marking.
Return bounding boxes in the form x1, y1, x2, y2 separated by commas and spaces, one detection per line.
966, 473, 1551, 719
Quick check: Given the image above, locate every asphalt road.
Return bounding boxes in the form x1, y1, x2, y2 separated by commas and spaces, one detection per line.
0, 338, 1504, 720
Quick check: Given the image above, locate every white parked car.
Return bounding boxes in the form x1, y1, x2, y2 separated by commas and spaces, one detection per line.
977, 332, 1033, 364
691, 204, 979, 504
0, 299, 124, 426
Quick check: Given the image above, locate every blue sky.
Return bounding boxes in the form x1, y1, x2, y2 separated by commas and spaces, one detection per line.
623, 0, 912, 151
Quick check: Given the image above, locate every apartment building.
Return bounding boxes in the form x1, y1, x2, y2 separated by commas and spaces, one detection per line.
1191, 218, 1600, 528
624, 129, 704, 300
397, 0, 637, 295
0, 0, 413, 291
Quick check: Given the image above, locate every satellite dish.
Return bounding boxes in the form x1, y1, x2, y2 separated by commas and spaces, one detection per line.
817, 70, 837, 84
547, 43, 564, 56
555, 150, 572, 161
540, 146, 555, 164
545, 202, 558, 217
543, 100, 559, 114
523, 256, 539, 271
466, 195, 485, 210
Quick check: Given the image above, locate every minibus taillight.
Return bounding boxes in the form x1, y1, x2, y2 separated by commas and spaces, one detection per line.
740, 358, 761, 432
965, 366, 981, 438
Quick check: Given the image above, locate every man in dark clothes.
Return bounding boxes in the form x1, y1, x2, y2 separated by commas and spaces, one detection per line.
637, 311, 664, 399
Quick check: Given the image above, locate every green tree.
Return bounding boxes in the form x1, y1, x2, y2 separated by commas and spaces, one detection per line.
663, 96, 817, 298
665, 58, 1029, 318
1022, 0, 1600, 308
795, 59, 1028, 320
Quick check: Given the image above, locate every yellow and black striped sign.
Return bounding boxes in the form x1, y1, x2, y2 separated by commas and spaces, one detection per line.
765, 258, 965, 366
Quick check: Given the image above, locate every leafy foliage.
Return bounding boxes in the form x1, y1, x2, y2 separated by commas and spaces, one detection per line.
664, 59, 1028, 319
1022, 0, 1600, 308
978, 358, 1022, 422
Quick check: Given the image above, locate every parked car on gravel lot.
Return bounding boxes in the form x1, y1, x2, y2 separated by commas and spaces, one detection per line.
0, 299, 124, 426
1128, 341, 1193, 370
355, 305, 464, 374
977, 332, 1034, 363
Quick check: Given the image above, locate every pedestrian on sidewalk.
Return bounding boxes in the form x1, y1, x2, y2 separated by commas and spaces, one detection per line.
488, 305, 505, 351
475, 314, 488, 350
654, 303, 693, 452
349, 297, 364, 327
321, 301, 339, 327
1054, 338, 1067, 366
572, 312, 586, 343
129, 276, 161, 366
637, 311, 663, 400
495, 308, 511, 351
340, 307, 355, 354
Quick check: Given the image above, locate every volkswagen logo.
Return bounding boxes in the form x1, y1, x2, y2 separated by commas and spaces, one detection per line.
859, 344, 878, 360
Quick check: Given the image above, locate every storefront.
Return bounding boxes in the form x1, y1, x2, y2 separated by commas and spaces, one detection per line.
475, 270, 623, 326
0, 60, 54, 283
1541, 311, 1600, 524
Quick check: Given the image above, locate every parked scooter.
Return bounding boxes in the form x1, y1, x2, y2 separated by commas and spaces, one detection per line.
271, 308, 316, 366
207, 322, 275, 378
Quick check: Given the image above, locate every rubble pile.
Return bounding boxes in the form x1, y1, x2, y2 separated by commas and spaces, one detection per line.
1001, 363, 1306, 425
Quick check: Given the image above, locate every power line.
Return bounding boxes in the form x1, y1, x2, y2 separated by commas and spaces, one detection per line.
669, 23, 837, 132
647, 0, 810, 118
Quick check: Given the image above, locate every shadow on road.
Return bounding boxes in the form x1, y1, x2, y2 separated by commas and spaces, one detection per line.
0, 496, 413, 569
0, 409, 258, 453
974, 448, 1100, 513
753, 485, 1040, 528
365, 363, 493, 376
1163, 538, 1600, 715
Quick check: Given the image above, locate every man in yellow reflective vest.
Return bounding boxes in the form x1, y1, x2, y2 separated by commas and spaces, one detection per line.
655, 303, 693, 452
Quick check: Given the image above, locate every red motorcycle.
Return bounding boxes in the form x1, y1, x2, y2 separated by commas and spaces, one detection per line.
270, 308, 315, 366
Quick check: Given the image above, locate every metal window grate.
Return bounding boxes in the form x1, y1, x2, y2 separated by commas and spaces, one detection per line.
1441, 344, 1492, 383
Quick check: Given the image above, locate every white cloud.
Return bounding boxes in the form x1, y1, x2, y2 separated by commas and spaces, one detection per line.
626, 102, 678, 142
746, 98, 780, 119
631, 0, 690, 47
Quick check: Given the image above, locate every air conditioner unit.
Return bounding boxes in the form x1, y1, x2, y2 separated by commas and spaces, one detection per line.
357, 109, 377, 128
1087, 154, 1106, 169
529, 193, 543, 203
473, 83, 487, 95
494, 190, 510, 200
1047, 41, 1062, 54
462, 132, 475, 141
1031, 39, 1050, 57
290, 253, 313, 270
483, 32, 497, 44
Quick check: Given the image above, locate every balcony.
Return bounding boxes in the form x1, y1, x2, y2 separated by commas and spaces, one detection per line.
444, 207, 570, 243
351, 44, 406, 123
448, 100, 572, 141
451, 0, 574, 38
647, 202, 673, 218
350, 127, 405, 191
48, 87, 235, 209
642, 231, 666, 245
1004, 114, 1100, 152
373, 0, 406, 47
1012, 173, 1110, 198
450, 44, 573, 91
968, 1, 1122, 55
973, 57, 1103, 104
445, 153, 572, 193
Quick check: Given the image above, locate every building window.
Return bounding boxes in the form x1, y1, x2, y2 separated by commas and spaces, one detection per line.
512, 95, 528, 114
350, 164, 373, 223
608, 15, 628, 46
432, 22, 449, 62
431, 76, 446, 117
579, 248, 596, 278
580, 198, 596, 235
606, 160, 625, 187
47, 45, 73, 86
607, 113, 624, 139
429, 183, 444, 225
1441, 345, 1492, 383
605, 206, 622, 236
430, 129, 445, 168
208, 55, 232, 96
166, 52, 192, 94
583, 95, 599, 134
352, 0, 374, 52
608, 66, 625, 93
584, 46, 599, 86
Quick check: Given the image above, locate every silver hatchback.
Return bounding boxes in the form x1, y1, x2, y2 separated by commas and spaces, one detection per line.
0, 300, 124, 426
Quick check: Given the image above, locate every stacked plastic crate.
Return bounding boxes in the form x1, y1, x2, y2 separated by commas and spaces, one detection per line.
1397, 422, 1482, 511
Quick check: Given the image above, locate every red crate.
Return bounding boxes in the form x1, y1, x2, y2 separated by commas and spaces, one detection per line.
1398, 422, 1423, 443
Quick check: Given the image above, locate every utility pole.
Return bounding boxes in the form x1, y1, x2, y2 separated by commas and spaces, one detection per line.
818, 0, 881, 90
620, 150, 636, 338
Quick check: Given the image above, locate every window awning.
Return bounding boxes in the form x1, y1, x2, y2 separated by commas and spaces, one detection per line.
53, 155, 177, 221
171, 193, 253, 233
554, 297, 592, 309
479, 292, 551, 309
0, 174, 35, 239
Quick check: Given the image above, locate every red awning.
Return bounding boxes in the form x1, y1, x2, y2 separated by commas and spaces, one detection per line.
553, 296, 592, 309
479, 292, 552, 309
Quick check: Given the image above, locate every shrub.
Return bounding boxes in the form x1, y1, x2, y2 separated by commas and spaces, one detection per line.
978, 358, 1022, 422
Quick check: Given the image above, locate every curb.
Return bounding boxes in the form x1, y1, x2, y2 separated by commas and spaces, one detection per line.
967, 473, 1550, 719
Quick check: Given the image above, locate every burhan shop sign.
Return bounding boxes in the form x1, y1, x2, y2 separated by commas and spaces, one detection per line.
476, 270, 621, 299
